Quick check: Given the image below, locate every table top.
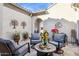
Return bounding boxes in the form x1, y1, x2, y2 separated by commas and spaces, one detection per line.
34, 43, 56, 53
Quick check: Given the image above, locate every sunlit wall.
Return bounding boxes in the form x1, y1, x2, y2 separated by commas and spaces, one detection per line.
38, 3, 77, 23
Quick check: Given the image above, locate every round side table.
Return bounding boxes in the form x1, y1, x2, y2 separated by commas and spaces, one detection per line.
34, 43, 56, 56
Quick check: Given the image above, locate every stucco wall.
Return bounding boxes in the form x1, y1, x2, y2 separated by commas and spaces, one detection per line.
2, 6, 31, 38
0, 4, 31, 47
0, 4, 3, 36
31, 16, 43, 33
31, 16, 36, 33
77, 20, 79, 43
43, 18, 76, 42
37, 3, 77, 42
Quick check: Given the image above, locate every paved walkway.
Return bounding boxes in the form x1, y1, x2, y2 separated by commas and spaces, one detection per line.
25, 44, 79, 56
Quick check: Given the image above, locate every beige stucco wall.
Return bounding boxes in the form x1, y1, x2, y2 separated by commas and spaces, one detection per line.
0, 4, 3, 36
31, 16, 44, 33
0, 3, 78, 43
0, 4, 31, 47
43, 18, 76, 42
36, 3, 77, 42
2, 6, 31, 39
38, 3, 77, 23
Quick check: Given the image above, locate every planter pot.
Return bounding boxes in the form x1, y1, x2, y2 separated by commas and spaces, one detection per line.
14, 35, 20, 44
23, 32, 29, 40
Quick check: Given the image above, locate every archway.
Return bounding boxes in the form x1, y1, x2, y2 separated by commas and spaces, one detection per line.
35, 18, 42, 33
71, 29, 77, 44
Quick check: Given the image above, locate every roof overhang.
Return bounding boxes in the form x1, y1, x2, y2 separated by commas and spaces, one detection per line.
4, 3, 56, 16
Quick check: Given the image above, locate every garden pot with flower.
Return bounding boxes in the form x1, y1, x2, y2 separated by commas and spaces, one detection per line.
13, 32, 20, 44
22, 32, 29, 40
40, 30, 49, 48
51, 27, 59, 39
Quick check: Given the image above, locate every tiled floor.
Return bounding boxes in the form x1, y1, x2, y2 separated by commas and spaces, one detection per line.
25, 44, 79, 56
62, 44, 79, 56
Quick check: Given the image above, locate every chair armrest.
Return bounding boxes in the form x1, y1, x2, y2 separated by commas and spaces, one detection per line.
13, 43, 30, 53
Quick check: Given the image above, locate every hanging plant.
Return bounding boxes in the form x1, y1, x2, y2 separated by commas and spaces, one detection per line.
21, 21, 26, 29
10, 20, 18, 29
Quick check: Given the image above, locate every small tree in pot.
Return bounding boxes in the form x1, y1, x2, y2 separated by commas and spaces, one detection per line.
22, 32, 29, 40
13, 31, 20, 44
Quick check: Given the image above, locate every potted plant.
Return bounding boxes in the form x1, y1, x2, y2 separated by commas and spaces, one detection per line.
13, 31, 20, 44
22, 32, 29, 40
51, 26, 59, 40
40, 30, 49, 47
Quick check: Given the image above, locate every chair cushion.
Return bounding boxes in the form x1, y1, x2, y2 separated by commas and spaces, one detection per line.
31, 40, 41, 44
18, 45, 28, 56
50, 41, 58, 46
31, 33, 40, 40
5, 40, 20, 55
6, 40, 16, 51
0, 38, 29, 56
53, 33, 66, 43
50, 41, 65, 48
0, 38, 20, 55
0, 38, 6, 44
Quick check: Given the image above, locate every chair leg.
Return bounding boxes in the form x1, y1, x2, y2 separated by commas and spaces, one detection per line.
28, 43, 30, 53
54, 47, 64, 54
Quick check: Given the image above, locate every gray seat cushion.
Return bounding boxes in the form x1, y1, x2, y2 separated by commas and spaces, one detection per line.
0, 38, 6, 44
53, 33, 66, 43
31, 33, 40, 40
5, 40, 20, 55
0, 38, 29, 56
50, 41, 65, 48
31, 33, 40, 44
19, 48, 28, 56
50, 33, 67, 48
31, 40, 41, 44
